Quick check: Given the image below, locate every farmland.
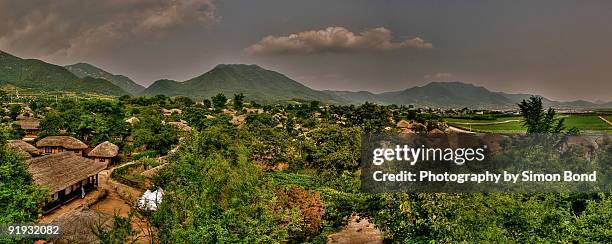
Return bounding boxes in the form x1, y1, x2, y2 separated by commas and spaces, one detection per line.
446, 114, 611, 134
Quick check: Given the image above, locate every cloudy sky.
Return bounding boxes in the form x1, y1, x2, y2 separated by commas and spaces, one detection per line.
1, 0, 611, 101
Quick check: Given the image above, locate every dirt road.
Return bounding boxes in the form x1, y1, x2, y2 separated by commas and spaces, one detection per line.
327, 216, 383, 244
599, 116, 612, 126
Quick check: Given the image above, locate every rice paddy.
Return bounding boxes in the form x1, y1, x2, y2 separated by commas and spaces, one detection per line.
446, 114, 611, 134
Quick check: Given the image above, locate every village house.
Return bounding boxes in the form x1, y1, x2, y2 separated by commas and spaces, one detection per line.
15, 118, 40, 141
223, 108, 237, 116
244, 108, 264, 114
396, 120, 415, 134
230, 115, 246, 125
161, 108, 182, 116
36, 136, 88, 156
88, 141, 119, 164
27, 152, 106, 213
168, 120, 192, 132
7, 140, 39, 159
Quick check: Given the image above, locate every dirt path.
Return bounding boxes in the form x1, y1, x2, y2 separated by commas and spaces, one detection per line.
327, 215, 383, 244
90, 168, 141, 217
446, 126, 476, 134
599, 116, 612, 126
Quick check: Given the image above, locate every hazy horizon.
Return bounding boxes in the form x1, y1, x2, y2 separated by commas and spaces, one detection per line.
1, 0, 611, 101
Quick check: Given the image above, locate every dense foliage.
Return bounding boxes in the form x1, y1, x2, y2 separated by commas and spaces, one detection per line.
0, 129, 47, 235
0, 92, 609, 243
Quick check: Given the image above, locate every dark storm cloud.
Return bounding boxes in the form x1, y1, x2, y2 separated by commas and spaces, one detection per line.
0, 0, 218, 59
245, 26, 433, 55
0, 0, 610, 101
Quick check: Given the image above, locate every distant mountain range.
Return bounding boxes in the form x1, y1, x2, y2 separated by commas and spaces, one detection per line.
0, 50, 609, 109
65, 63, 145, 95
326, 82, 612, 109
0, 51, 127, 96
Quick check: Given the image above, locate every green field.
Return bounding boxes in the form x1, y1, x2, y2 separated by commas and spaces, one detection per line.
446, 115, 611, 134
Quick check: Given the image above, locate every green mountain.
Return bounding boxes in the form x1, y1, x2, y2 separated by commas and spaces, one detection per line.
329, 81, 604, 109
377, 82, 514, 108
143, 64, 343, 103
0, 50, 127, 96
322, 90, 383, 104
65, 63, 145, 95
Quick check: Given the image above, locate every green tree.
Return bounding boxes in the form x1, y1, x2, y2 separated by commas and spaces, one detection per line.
39, 111, 64, 136
211, 93, 227, 111
233, 93, 245, 110
0, 128, 47, 226
8, 104, 20, 120
201, 99, 212, 108
0, 90, 8, 102
173, 96, 194, 108
132, 109, 179, 155
518, 96, 577, 134
151, 125, 291, 243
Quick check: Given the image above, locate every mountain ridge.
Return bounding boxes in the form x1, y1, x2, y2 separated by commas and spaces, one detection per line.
0, 50, 127, 96
65, 63, 145, 95
143, 64, 344, 103
1, 51, 608, 108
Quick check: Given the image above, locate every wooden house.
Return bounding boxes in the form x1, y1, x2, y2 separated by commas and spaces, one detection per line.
26, 152, 106, 213
87, 141, 119, 164
36, 136, 88, 156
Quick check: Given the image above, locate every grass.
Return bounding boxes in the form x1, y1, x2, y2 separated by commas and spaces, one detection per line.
446, 114, 611, 134
562, 115, 612, 133
446, 116, 524, 133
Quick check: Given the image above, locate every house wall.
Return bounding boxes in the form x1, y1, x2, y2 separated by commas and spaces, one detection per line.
43, 174, 99, 213
40, 147, 82, 156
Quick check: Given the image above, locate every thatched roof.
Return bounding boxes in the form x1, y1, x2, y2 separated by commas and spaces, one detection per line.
8, 140, 39, 155
125, 116, 140, 124
49, 208, 112, 243
16, 118, 40, 130
27, 152, 106, 193
429, 128, 445, 134
36, 136, 88, 150
230, 115, 246, 125
88, 141, 119, 158
161, 108, 182, 115
168, 121, 192, 132
396, 120, 413, 129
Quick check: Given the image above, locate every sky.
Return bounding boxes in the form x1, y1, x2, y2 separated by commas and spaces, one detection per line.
1, 0, 611, 102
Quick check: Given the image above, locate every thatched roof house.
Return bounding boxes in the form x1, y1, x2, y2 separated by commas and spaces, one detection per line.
7, 140, 39, 158
161, 108, 182, 116
88, 141, 119, 159
37, 136, 88, 149
168, 121, 192, 132
27, 152, 105, 193
16, 118, 40, 130
245, 108, 264, 114
37, 136, 88, 155
8, 140, 39, 154
49, 208, 112, 243
16, 118, 40, 141
396, 120, 413, 129
230, 115, 246, 125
